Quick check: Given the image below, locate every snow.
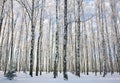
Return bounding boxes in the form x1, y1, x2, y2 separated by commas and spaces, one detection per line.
0, 71, 120, 83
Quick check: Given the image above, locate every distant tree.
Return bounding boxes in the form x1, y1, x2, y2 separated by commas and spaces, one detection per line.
91, 19, 97, 76
104, 13, 113, 74
36, 0, 44, 76
4, 14, 10, 75
100, 0, 107, 77
0, 0, 7, 71
81, 5, 89, 75
110, 0, 120, 74
9, 0, 14, 70
95, 1, 102, 74
0, 0, 7, 35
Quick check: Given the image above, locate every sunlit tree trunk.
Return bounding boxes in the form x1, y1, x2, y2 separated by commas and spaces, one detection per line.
9, 0, 14, 70
4, 14, 10, 74
95, 3, 102, 74
91, 19, 97, 75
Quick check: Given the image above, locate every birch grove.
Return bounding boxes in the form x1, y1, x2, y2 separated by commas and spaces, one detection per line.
0, 0, 120, 80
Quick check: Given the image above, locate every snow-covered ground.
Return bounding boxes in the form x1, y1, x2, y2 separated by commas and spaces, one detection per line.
0, 71, 120, 83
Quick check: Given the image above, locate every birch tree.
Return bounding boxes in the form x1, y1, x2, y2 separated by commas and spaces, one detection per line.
63, 0, 68, 80
54, 0, 59, 78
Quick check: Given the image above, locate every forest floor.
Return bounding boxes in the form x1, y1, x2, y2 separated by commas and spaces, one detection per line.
0, 71, 120, 83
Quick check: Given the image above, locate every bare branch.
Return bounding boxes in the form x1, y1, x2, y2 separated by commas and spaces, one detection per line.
15, 0, 31, 20
67, 15, 95, 25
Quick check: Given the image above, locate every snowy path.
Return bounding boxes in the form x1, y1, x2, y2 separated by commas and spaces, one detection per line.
0, 72, 120, 83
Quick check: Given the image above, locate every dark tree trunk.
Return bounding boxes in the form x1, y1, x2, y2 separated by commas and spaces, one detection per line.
30, 0, 35, 77
0, 0, 6, 36
54, 0, 59, 78
63, 0, 68, 80
75, 0, 82, 77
